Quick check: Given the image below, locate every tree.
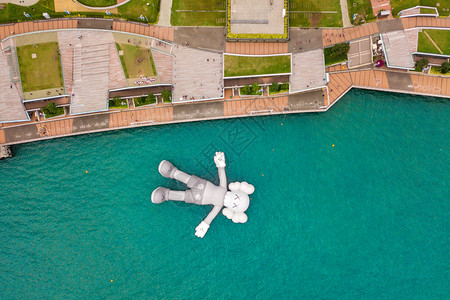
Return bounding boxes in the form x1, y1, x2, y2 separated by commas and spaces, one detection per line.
440, 61, 450, 74
161, 90, 172, 103
146, 93, 156, 104
415, 58, 429, 72
42, 102, 63, 118
331, 43, 350, 57
251, 82, 260, 94
270, 82, 279, 93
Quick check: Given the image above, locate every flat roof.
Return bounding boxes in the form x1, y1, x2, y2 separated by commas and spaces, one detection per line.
290, 49, 327, 92
0, 51, 28, 123
382, 30, 415, 70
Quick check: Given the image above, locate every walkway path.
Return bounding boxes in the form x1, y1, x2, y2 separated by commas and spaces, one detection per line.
157, 0, 173, 27
340, 0, 352, 28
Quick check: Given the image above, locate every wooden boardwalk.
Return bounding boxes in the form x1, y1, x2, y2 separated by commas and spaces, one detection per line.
0, 19, 174, 42
225, 42, 288, 54
322, 17, 450, 47
326, 69, 450, 105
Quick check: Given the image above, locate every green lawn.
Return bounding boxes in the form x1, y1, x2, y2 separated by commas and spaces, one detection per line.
430, 66, 450, 75
0, 0, 60, 23
116, 43, 157, 78
289, 0, 342, 27
420, 7, 437, 14
347, 0, 376, 25
171, 0, 225, 26
16, 42, 63, 92
224, 55, 291, 77
391, 0, 450, 16
324, 46, 348, 66
417, 30, 450, 55
77, 0, 116, 7
118, 0, 160, 23
0, 0, 160, 24
109, 99, 128, 109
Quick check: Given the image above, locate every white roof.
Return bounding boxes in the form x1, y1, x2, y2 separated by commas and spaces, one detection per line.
381, 30, 415, 70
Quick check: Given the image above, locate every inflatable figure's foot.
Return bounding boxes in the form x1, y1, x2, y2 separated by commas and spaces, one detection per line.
158, 160, 178, 178
151, 187, 169, 203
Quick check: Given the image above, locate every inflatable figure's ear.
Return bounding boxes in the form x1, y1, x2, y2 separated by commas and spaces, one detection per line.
229, 182, 241, 192
240, 182, 255, 195
222, 207, 234, 220
232, 212, 248, 223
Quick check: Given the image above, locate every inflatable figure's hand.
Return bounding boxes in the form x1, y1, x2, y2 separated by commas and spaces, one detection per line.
214, 151, 226, 168
195, 221, 210, 238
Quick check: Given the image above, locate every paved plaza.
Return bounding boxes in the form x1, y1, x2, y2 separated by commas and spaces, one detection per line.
290, 49, 327, 93
230, 0, 285, 35
172, 47, 223, 102
348, 37, 372, 69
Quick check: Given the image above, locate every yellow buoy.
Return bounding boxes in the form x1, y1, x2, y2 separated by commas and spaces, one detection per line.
111, 279, 113, 282
262, 174, 264, 176
332, 144, 335, 147
85, 170, 88, 173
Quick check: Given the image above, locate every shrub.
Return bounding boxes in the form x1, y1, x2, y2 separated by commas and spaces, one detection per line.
161, 90, 172, 103
241, 83, 262, 95
269, 82, 279, 93
135, 93, 156, 107
330, 43, 350, 58
415, 58, 429, 72
42, 102, 64, 118
441, 62, 450, 74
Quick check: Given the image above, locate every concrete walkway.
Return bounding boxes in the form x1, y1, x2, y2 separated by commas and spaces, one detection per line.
340, 0, 352, 28
157, 0, 173, 27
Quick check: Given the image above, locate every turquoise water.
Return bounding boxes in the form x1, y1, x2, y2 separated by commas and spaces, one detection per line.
0, 89, 449, 298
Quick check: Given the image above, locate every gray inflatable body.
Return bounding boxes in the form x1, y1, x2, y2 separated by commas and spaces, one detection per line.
151, 152, 255, 238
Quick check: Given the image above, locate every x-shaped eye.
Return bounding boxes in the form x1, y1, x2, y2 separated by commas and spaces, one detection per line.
234, 195, 240, 200
232, 202, 238, 208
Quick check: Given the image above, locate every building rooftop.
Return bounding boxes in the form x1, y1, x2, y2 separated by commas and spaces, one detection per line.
381, 30, 415, 70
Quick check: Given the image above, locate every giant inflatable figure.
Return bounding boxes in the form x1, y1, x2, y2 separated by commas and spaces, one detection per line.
151, 152, 254, 238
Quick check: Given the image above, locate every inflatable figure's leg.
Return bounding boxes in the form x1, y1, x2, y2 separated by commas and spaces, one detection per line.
151, 187, 196, 203
158, 160, 178, 179
157, 160, 196, 186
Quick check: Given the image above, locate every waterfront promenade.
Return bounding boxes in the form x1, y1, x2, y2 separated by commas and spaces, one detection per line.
0, 16, 449, 146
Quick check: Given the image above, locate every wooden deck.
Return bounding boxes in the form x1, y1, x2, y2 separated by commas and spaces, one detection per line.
326, 69, 450, 106
225, 42, 288, 54
0, 19, 174, 42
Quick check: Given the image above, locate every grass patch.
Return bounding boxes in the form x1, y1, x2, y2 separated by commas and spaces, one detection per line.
391, 0, 450, 17
224, 55, 291, 77
324, 43, 350, 66
289, 0, 342, 27
77, 0, 116, 7
161, 90, 172, 103
118, 0, 160, 23
171, 0, 225, 26
347, 0, 376, 25
171, 11, 225, 26
0, 0, 61, 23
420, 7, 436, 14
135, 94, 156, 107
269, 82, 289, 95
417, 30, 450, 55
430, 66, 450, 75
17, 42, 63, 92
109, 97, 128, 109
116, 43, 157, 79
42, 102, 64, 118
240, 83, 262, 96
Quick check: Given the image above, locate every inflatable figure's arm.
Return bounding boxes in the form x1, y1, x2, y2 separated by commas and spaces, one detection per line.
214, 152, 227, 188
195, 205, 222, 238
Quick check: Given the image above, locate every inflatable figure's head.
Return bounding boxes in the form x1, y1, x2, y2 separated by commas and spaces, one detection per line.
222, 182, 254, 223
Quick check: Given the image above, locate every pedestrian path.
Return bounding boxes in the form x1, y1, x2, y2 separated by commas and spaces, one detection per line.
225, 42, 288, 54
